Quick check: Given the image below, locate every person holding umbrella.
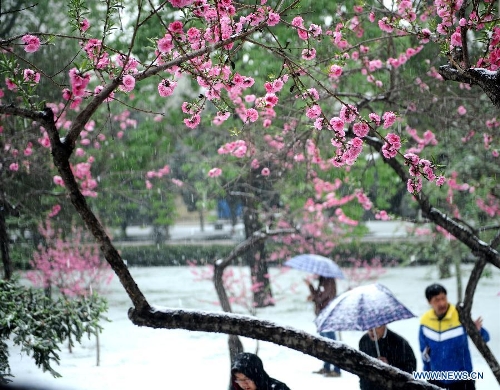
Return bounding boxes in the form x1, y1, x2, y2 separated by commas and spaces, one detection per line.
314, 283, 417, 381
284, 254, 345, 378
359, 324, 416, 390
306, 275, 342, 377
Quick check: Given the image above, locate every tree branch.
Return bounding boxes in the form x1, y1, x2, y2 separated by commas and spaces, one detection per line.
128, 307, 441, 390
439, 65, 500, 108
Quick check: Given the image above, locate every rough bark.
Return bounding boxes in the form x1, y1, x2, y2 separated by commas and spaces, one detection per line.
0, 202, 12, 280
439, 65, 500, 109
242, 197, 273, 308
128, 306, 440, 390
457, 258, 500, 383
213, 228, 296, 367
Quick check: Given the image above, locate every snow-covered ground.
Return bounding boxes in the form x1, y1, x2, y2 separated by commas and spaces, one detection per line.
9, 264, 500, 389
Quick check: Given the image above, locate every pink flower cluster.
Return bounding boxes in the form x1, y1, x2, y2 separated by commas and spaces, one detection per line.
208, 167, 222, 177
21, 35, 41, 53
217, 140, 248, 158
381, 133, 401, 159
404, 152, 445, 194
27, 219, 113, 297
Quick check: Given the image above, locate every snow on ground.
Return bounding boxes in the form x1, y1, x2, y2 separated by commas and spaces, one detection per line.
9, 264, 500, 389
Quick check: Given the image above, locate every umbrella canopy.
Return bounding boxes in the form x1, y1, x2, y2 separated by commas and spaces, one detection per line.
284, 254, 345, 279
315, 283, 415, 333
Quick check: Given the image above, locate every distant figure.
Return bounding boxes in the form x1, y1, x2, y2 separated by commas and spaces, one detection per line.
419, 283, 490, 390
358, 325, 416, 390
231, 352, 290, 390
305, 276, 341, 377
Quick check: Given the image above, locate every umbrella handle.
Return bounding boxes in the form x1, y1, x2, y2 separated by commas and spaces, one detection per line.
371, 329, 381, 358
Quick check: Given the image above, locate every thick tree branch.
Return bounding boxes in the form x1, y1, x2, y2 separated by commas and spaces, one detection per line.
439, 65, 500, 108
457, 257, 500, 382
128, 307, 440, 390
35, 107, 151, 312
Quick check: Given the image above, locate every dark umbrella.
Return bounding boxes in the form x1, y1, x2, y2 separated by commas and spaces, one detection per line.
314, 283, 415, 356
284, 254, 345, 279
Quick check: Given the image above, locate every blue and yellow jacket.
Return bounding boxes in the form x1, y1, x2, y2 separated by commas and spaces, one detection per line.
419, 304, 490, 382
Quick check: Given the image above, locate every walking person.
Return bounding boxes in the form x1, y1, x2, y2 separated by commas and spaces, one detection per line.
419, 283, 490, 390
359, 325, 416, 390
231, 352, 291, 390
305, 275, 341, 377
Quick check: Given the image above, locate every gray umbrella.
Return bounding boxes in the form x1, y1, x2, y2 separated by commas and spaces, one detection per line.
284, 254, 345, 279
314, 283, 416, 356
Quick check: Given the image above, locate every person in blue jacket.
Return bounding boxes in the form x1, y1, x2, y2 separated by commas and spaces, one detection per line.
419, 283, 490, 390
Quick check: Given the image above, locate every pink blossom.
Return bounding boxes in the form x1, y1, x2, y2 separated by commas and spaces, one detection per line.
213, 111, 231, 125
314, 117, 325, 130
267, 12, 280, 26
208, 167, 222, 177
169, 21, 184, 34
378, 18, 393, 33
80, 19, 90, 32
381, 133, 401, 158
158, 79, 178, 97
158, 34, 174, 53
340, 104, 358, 123
407, 177, 423, 194
302, 48, 316, 60
329, 64, 343, 79
382, 111, 396, 128
291, 16, 304, 28
75, 148, 85, 157
5, 78, 17, 91
94, 85, 114, 102
246, 108, 259, 122
69, 68, 90, 97
62, 88, 72, 100
23, 69, 41, 83
329, 117, 345, 132
21, 34, 41, 53
146, 180, 153, 189
251, 159, 260, 169
9, 163, 19, 171
353, 122, 369, 137
53, 175, 65, 186
24, 145, 33, 156
48, 204, 61, 218
375, 210, 390, 220
264, 93, 278, 107
121, 74, 136, 92
261, 167, 270, 176
450, 29, 462, 47
306, 105, 322, 119
184, 114, 201, 129
457, 105, 467, 115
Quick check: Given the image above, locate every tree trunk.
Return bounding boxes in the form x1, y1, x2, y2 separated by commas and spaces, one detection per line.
0, 203, 12, 280
96, 331, 101, 367
242, 200, 273, 308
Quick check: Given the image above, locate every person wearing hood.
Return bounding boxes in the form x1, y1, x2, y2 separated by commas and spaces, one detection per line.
231, 352, 291, 390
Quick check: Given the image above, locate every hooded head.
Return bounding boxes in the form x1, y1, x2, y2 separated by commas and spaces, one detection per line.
231, 353, 270, 390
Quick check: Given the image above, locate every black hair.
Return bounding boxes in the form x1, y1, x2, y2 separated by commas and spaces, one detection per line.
425, 283, 447, 301
231, 352, 270, 390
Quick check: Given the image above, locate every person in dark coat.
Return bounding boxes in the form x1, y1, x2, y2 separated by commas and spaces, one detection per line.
359, 325, 416, 390
305, 276, 341, 377
231, 352, 291, 390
